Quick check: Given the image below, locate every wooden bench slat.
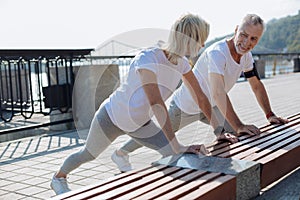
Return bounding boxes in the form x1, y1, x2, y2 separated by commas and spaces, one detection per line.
211, 118, 300, 157
131, 170, 210, 200
64, 165, 168, 200
87, 166, 185, 200
259, 113, 300, 133
207, 113, 300, 152
231, 124, 300, 160
242, 127, 300, 161
258, 139, 300, 188
213, 129, 287, 158
113, 168, 193, 200
49, 165, 160, 200
178, 175, 236, 200
155, 173, 229, 200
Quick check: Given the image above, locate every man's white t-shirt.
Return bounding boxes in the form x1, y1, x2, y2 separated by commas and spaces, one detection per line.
173, 39, 254, 114
104, 47, 191, 132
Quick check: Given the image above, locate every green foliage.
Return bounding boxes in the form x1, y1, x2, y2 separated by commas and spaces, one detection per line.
254, 11, 300, 53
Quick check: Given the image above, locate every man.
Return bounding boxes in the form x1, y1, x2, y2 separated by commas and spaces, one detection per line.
111, 14, 288, 172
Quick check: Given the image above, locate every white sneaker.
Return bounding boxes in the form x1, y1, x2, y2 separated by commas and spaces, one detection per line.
50, 174, 71, 195
111, 150, 133, 172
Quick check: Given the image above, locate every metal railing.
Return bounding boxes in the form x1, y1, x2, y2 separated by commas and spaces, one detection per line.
0, 54, 134, 128
253, 53, 300, 77
0, 50, 299, 133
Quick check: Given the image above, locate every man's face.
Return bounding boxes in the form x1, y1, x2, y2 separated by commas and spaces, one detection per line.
233, 23, 263, 55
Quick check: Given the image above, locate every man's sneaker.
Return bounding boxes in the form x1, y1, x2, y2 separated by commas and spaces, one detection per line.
50, 174, 71, 195
111, 150, 133, 172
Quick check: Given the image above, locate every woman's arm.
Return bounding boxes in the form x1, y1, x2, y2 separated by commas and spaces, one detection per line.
138, 69, 183, 154
138, 69, 209, 155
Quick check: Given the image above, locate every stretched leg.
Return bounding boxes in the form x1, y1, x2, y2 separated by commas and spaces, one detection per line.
51, 105, 126, 194
112, 100, 201, 171
128, 100, 202, 156
117, 100, 199, 154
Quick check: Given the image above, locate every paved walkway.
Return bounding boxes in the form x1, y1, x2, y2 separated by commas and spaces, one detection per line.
0, 73, 300, 200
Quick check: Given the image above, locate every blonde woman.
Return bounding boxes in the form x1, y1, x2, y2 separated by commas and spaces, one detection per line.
51, 13, 214, 195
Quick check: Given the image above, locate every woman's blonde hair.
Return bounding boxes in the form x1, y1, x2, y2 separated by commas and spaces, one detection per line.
164, 13, 210, 62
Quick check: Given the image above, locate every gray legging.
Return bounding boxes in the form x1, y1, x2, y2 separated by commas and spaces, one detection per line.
118, 100, 234, 154
59, 103, 176, 175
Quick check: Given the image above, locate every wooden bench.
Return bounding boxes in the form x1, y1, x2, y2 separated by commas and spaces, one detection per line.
50, 112, 300, 200
50, 164, 236, 200
208, 112, 300, 188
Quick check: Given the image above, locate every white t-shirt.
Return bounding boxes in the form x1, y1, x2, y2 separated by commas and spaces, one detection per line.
173, 39, 254, 114
105, 47, 191, 132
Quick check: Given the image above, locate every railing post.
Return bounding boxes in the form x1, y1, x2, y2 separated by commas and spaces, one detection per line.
293, 57, 300, 72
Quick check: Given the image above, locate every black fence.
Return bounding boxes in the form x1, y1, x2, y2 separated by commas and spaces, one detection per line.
0, 49, 92, 125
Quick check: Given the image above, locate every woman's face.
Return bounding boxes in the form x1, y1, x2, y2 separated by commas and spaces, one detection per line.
233, 23, 263, 55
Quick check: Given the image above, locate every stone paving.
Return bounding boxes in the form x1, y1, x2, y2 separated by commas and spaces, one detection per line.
0, 72, 300, 200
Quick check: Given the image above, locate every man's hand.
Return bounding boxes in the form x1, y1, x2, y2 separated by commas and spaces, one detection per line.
185, 144, 211, 155
237, 124, 261, 136
268, 115, 289, 124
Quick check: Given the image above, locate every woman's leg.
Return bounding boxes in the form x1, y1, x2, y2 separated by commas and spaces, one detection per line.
117, 100, 200, 154
57, 105, 126, 176
115, 100, 183, 156
127, 100, 202, 157
51, 105, 127, 194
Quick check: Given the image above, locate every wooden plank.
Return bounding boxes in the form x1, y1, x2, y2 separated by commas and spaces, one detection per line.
155, 173, 230, 200
113, 168, 194, 200
213, 129, 288, 158
211, 118, 300, 157
258, 139, 300, 188
63, 165, 168, 200
49, 165, 159, 200
231, 124, 300, 160
178, 175, 236, 200
89, 166, 187, 200
131, 170, 209, 200
242, 127, 300, 161
207, 113, 300, 152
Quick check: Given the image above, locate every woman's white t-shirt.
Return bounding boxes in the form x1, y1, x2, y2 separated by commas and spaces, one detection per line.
104, 47, 191, 132
173, 39, 254, 114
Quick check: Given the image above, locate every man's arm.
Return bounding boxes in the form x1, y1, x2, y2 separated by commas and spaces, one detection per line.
247, 75, 289, 124
210, 73, 260, 135
182, 70, 219, 129
183, 70, 239, 143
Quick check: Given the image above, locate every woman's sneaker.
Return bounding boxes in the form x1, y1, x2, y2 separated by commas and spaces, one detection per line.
50, 175, 71, 195
111, 150, 133, 172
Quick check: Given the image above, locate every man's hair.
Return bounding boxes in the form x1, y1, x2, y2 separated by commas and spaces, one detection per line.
240, 14, 266, 32
165, 13, 210, 59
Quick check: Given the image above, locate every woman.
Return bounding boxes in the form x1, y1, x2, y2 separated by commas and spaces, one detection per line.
51, 13, 212, 195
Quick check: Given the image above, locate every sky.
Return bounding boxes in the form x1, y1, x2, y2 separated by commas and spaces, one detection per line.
0, 0, 299, 50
